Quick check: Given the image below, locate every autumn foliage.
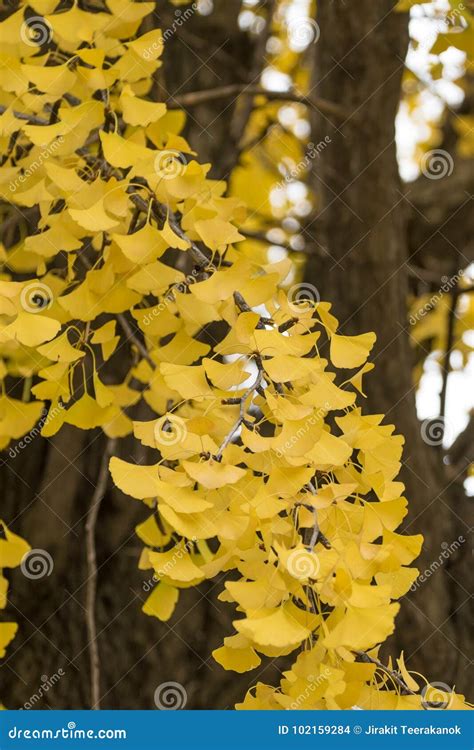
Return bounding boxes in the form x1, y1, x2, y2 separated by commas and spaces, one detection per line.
0, 0, 470, 710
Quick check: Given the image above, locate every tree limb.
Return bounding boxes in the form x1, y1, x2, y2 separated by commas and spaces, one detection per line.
85, 437, 117, 710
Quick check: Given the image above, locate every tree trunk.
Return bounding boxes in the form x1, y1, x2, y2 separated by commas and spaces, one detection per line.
305, 0, 471, 693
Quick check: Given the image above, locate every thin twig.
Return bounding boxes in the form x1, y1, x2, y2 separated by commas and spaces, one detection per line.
85, 437, 117, 710
216, 358, 264, 460
0, 104, 49, 125
354, 651, 417, 696
116, 313, 155, 368
127, 192, 215, 269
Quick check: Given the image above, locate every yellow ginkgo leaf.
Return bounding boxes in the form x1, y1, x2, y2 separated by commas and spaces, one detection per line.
235, 605, 311, 648
109, 457, 162, 500
112, 224, 168, 264
0, 521, 31, 567
213, 644, 261, 673
0, 622, 18, 658
324, 603, 399, 650
1, 311, 60, 348
182, 460, 246, 489
195, 217, 244, 251
148, 544, 204, 584
37, 330, 85, 363
142, 583, 179, 622
396, 651, 420, 692
330, 332, 376, 369
120, 87, 167, 127
203, 358, 251, 390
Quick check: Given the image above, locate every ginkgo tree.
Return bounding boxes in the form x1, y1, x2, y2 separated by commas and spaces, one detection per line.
0, 0, 471, 710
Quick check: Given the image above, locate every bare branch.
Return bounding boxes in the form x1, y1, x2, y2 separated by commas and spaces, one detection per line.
85, 437, 117, 710
169, 84, 349, 122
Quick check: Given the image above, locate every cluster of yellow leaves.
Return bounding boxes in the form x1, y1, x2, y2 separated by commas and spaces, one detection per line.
0, 522, 30, 664
0, 0, 470, 711
0, 0, 245, 444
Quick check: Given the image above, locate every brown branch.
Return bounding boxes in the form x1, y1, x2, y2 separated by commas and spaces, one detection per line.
354, 651, 417, 696
116, 313, 155, 368
216, 338, 264, 460
215, 367, 263, 460
85, 437, 117, 710
0, 104, 49, 125
169, 84, 349, 122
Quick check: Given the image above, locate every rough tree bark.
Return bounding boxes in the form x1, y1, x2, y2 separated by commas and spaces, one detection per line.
305, 0, 471, 692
